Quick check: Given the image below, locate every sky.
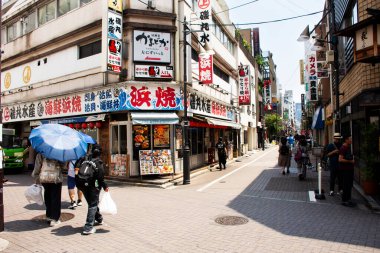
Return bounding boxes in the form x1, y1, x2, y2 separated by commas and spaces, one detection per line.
224, 0, 325, 103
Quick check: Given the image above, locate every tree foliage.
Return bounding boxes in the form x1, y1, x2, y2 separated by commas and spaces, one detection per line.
264, 113, 283, 139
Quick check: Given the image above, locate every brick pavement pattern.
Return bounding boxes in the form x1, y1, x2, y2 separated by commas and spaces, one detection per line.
0, 146, 379, 253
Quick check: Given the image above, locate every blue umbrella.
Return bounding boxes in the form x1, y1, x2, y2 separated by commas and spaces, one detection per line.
29, 124, 88, 162
78, 131, 96, 144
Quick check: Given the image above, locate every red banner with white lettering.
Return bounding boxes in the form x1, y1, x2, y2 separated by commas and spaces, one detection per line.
198, 54, 213, 85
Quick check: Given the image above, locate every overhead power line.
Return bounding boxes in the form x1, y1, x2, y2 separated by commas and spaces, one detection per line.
216, 0, 260, 14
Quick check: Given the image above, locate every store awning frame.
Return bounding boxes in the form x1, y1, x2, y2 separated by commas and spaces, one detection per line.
207, 118, 241, 129
131, 112, 179, 125
30, 114, 106, 127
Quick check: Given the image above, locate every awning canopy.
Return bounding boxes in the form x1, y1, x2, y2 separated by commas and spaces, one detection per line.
207, 118, 241, 129
311, 107, 324, 130
30, 114, 106, 127
131, 112, 179, 125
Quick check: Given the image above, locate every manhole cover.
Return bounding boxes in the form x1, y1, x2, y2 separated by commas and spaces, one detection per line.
215, 216, 249, 225
32, 212, 75, 222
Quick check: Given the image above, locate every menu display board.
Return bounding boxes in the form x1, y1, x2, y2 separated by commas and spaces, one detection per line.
110, 154, 129, 176
139, 149, 174, 175
153, 125, 170, 148
133, 125, 150, 160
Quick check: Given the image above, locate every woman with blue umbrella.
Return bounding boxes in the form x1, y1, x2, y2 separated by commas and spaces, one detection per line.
30, 124, 88, 227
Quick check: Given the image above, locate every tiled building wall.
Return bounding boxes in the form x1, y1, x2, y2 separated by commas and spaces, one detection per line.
339, 0, 380, 106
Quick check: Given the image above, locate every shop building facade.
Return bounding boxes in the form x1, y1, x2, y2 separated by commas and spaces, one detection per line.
1, 0, 259, 178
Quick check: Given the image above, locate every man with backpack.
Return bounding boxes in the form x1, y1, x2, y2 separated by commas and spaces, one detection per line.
75, 144, 109, 235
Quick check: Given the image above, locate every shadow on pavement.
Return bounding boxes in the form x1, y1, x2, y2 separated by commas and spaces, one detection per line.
4, 219, 49, 232
227, 168, 380, 249
23, 203, 46, 210
51, 225, 83, 236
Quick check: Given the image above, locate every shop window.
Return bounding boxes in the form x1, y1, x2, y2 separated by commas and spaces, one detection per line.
132, 125, 151, 160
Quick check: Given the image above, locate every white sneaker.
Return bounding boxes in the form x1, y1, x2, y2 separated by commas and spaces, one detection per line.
77, 200, 83, 206
50, 220, 61, 227
68, 201, 77, 209
82, 228, 96, 235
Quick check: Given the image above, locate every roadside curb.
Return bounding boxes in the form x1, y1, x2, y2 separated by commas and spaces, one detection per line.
353, 181, 380, 211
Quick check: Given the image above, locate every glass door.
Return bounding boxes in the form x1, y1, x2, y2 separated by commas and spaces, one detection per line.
110, 123, 128, 177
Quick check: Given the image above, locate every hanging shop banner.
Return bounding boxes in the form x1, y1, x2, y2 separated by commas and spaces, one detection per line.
263, 80, 272, 110
107, 11, 122, 40
107, 38, 122, 72
317, 61, 329, 79
2, 83, 183, 123
133, 30, 171, 63
108, 0, 122, 13
195, 0, 212, 47
301, 94, 305, 111
188, 91, 234, 121
134, 65, 173, 79
106, 0, 123, 73
139, 149, 174, 175
198, 54, 213, 84
307, 53, 318, 101
238, 65, 251, 105
299, 60, 305, 84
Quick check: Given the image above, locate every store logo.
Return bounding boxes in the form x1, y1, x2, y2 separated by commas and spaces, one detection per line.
4, 73, 11, 89
23, 66, 31, 84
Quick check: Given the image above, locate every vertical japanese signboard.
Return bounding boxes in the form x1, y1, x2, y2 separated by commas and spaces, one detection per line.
307, 54, 318, 101
107, 0, 123, 73
198, 54, 213, 84
264, 80, 272, 110
238, 65, 251, 105
195, 0, 212, 47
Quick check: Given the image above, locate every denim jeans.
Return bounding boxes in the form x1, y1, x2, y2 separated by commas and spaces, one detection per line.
81, 186, 102, 231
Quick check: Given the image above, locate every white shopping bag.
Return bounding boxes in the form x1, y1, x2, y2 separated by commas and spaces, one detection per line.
99, 192, 117, 215
25, 184, 44, 206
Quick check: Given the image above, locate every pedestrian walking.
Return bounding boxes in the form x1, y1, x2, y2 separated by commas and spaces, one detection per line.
32, 153, 67, 226
75, 144, 109, 235
23, 140, 36, 171
338, 135, 356, 207
67, 160, 83, 209
216, 137, 227, 170
326, 133, 343, 196
278, 137, 291, 175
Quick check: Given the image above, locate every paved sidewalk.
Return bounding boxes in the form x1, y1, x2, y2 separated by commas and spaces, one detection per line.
0, 145, 379, 253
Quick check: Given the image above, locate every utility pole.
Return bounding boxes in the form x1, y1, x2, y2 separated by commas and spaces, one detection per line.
0, 0, 4, 232
182, 17, 190, 184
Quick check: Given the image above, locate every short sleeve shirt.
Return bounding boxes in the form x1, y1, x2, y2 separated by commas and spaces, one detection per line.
339, 144, 354, 170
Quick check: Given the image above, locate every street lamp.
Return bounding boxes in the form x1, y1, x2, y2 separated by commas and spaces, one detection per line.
297, 1, 341, 133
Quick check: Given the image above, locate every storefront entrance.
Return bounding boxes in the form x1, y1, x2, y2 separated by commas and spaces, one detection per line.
109, 122, 128, 177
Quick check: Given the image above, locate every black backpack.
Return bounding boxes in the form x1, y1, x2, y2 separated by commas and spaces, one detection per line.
280, 145, 289, 155
75, 158, 99, 188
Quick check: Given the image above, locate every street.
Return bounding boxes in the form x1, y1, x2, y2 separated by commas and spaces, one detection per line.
1, 146, 380, 253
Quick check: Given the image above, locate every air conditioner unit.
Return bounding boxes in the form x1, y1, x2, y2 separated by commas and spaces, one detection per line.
147, 0, 156, 9
326, 50, 334, 63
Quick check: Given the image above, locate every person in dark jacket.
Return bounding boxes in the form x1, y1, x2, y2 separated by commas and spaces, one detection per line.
216, 137, 227, 170
76, 144, 109, 235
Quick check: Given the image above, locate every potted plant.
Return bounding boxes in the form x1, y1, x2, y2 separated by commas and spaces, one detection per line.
360, 123, 379, 195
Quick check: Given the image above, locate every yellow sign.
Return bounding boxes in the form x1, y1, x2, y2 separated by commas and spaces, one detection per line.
23, 66, 31, 84
108, 0, 122, 13
4, 73, 11, 89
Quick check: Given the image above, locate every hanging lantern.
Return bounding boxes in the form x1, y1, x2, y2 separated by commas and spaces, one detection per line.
82, 122, 88, 129
69, 123, 74, 128
89, 122, 95, 129
75, 123, 81, 130
95, 122, 102, 128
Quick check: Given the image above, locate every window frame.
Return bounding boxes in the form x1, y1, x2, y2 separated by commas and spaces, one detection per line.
38, 1, 57, 26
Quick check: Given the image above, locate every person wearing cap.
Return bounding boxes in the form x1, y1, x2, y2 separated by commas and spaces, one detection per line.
216, 137, 227, 170
326, 133, 343, 196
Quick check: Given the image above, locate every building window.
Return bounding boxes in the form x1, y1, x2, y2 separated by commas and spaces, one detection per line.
214, 65, 229, 83
58, 0, 79, 16
78, 40, 101, 59
80, 0, 92, 6
211, 18, 234, 54
22, 12, 37, 34
7, 22, 18, 42
38, 1, 56, 26
352, 2, 358, 25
